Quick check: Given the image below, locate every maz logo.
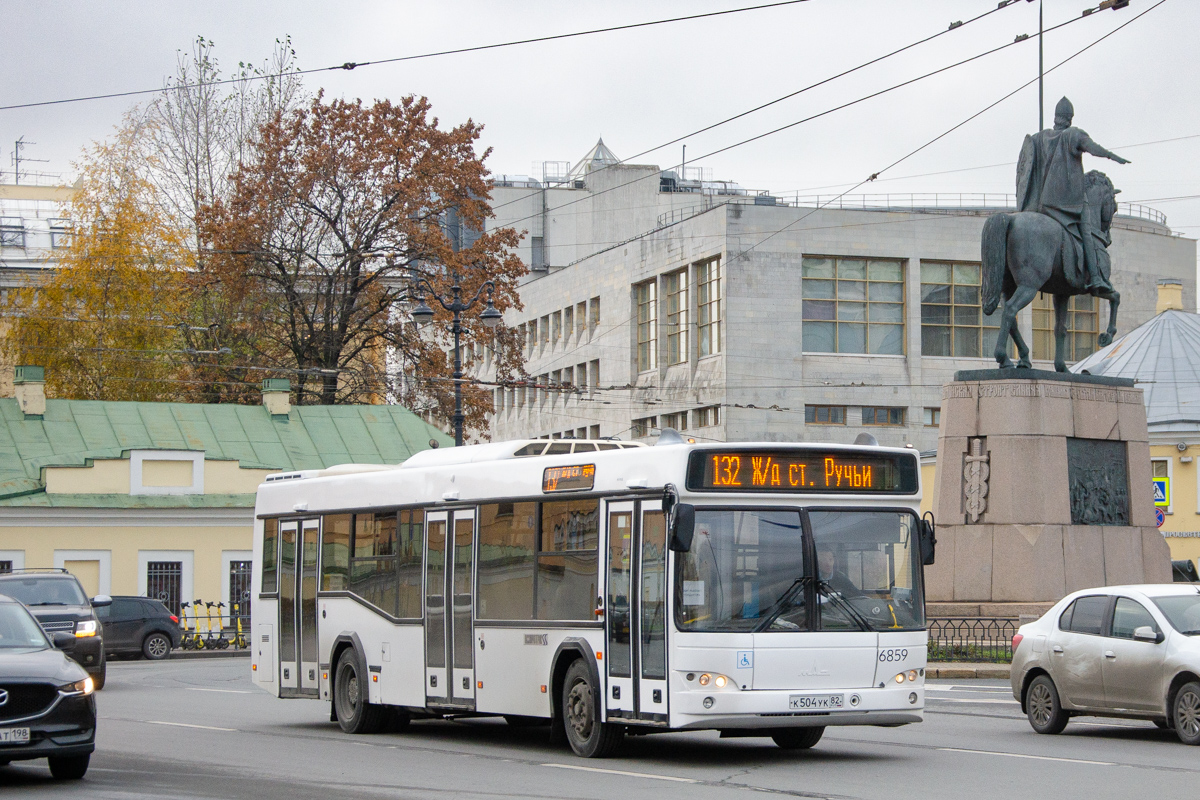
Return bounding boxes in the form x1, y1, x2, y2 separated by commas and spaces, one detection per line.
798, 663, 830, 677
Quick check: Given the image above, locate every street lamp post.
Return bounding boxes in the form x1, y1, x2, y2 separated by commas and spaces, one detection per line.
409, 268, 502, 446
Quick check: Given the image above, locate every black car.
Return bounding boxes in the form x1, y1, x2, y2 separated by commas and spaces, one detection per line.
0, 571, 109, 689
0, 594, 96, 779
97, 596, 181, 660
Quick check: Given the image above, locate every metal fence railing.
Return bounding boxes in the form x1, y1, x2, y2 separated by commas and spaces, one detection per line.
927, 617, 1020, 663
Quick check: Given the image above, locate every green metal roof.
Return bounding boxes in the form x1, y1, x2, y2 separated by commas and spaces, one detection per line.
0, 398, 452, 506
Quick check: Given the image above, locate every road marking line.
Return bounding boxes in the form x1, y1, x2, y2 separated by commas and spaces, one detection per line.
938, 747, 1114, 765
928, 698, 1017, 704
185, 687, 254, 694
541, 763, 698, 783
144, 720, 237, 732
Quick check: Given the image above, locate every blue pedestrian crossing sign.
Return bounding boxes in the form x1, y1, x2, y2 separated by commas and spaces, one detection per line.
1155, 507, 1165, 528
1153, 477, 1170, 507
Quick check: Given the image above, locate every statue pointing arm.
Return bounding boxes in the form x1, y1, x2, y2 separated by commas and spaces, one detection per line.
1079, 134, 1130, 165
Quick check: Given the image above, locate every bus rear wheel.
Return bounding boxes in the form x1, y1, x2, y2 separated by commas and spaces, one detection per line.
562, 660, 623, 758
771, 726, 825, 750
334, 650, 386, 734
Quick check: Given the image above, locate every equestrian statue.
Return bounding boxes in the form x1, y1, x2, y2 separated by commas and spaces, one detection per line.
981, 96, 1130, 371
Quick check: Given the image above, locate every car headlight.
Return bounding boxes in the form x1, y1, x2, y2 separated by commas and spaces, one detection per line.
59, 676, 94, 697
75, 620, 99, 637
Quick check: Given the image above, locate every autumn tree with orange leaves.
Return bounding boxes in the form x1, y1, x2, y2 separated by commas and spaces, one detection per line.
199, 93, 526, 429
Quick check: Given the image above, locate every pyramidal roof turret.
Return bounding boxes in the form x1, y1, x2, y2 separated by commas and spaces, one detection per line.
568, 138, 621, 180
1071, 306, 1200, 428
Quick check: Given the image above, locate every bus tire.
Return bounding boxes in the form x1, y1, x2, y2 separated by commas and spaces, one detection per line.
562, 660, 623, 758
334, 650, 386, 734
771, 726, 825, 750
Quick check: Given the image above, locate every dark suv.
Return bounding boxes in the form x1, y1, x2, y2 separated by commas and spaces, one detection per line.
0, 571, 109, 689
97, 596, 181, 660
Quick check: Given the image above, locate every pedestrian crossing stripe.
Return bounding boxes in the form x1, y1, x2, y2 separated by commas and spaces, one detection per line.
1152, 477, 1170, 507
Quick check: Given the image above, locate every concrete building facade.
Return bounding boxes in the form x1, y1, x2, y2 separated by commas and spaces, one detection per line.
480, 142, 1196, 454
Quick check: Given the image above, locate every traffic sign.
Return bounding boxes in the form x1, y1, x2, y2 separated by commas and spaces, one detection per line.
1153, 477, 1170, 507
1155, 507, 1165, 528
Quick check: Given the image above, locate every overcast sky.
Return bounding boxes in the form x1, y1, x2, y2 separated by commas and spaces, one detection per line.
3, 0, 1197, 265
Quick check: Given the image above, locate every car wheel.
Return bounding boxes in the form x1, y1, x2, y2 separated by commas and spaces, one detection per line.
143, 632, 172, 660
48, 753, 90, 780
1174, 681, 1200, 746
334, 650, 386, 734
771, 726, 825, 750
562, 660, 623, 758
91, 664, 106, 691
1026, 675, 1068, 734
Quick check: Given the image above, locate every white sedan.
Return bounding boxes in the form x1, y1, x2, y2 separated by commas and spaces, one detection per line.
1009, 584, 1200, 745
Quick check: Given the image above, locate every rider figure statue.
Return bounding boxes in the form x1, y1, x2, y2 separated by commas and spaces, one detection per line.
1016, 97, 1130, 294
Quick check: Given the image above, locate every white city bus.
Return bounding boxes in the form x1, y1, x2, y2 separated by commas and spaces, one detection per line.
250, 435, 936, 757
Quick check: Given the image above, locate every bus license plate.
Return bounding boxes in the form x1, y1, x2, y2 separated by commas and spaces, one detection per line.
789, 694, 844, 711
0, 728, 30, 745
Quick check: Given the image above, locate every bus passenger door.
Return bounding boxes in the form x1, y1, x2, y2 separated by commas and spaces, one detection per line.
424, 509, 477, 709
605, 502, 635, 717
279, 518, 320, 698
637, 508, 669, 721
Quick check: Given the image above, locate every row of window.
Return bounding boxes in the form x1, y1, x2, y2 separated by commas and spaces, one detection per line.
518, 297, 601, 357
264, 501, 607, 622
632, 406, 721, 438
635, 257, 722, 372
494, 360, 601, 413
804, 405, 942, 428
0, 217, 71, 249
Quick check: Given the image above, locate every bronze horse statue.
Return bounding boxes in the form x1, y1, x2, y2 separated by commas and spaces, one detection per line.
981, 170, 1120, 371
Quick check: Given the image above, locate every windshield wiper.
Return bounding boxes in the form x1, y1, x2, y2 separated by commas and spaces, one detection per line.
28, 602, 68, 606
818, 581, 874, 632
754, 577, 811, 633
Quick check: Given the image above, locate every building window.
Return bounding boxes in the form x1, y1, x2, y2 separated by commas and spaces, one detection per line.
531, 236, 545, 269
147, 561, 183, 616
693, 405, 721, 427
49, 219, 72, 249
563, 305, 574, 340
660, 411, 688, 431
229, 560, 253, 619
589, 296, 600, 331
1032, 294, 1099, 362
589, 424, 600, 438
551, 311, 561, 343
635, 280, 657, 372
664, 269, 688, 365
862, 407, 905, 426
632, 416, 657, 438
920, 262, 1002, 358
540, 315, 550, 348
805, 405, 846, 425
589, 359, 600, 389
803, 257, 904, 354
924, 408, 941, 427
697, 257, 722, 357
0, 561, 12, 574
576, 301, 587, 336
0, 218, 24, 249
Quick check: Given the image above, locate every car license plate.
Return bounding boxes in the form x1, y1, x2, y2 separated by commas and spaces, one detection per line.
789, 694, 844, 711
0, 728, 30, 745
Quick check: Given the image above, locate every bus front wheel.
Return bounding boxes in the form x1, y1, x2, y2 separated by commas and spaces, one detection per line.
334, 650, 386, 734
771, 726, 825, 750
562, 660, 623, 758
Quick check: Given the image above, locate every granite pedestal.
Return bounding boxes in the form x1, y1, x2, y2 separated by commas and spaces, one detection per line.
926, 369, 1171, 604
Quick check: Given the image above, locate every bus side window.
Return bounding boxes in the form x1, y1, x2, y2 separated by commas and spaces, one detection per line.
397, 509, 425, 618
262, 519, 279, 593
477, 502, 536, 621
537, 500, 599, 621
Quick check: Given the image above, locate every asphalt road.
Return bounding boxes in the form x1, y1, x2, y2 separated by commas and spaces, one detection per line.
2, 659, 1197, 799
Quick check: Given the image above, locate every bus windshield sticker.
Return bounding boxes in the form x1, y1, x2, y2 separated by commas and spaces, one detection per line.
687, 449, 918, 494
542, 464, 596, 493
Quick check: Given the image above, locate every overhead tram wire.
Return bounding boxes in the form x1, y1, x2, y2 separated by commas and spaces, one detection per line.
0, 1, 813, 113
726, 0, 1168, 263
488, 4, 1124, 248
487, 0, 1025, 216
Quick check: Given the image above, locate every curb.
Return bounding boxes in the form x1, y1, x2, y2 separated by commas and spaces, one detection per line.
926, 664, 1011, 680
168, 648, 251, 660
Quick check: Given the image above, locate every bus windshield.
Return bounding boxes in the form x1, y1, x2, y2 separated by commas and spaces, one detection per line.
674, 509, 924, 633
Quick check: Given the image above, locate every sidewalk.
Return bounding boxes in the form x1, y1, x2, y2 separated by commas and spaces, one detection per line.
927, 662, 1011, 679
168, 648, 250, 660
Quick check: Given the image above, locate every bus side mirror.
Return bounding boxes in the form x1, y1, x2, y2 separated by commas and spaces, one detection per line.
668, 503, 695, 552
919, 512, 937, 566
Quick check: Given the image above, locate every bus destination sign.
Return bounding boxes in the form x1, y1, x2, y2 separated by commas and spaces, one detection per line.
542, 464, 596, 493
687, 449, 917, 494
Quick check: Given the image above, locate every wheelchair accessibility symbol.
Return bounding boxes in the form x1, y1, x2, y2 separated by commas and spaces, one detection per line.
737, 651, 753, 669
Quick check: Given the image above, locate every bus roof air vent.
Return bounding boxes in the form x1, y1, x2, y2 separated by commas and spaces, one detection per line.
854, 432, 880, 447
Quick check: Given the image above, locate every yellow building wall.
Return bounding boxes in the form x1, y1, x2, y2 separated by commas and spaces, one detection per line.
1153, 445, 1200, 567
45, 459, 131, 494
